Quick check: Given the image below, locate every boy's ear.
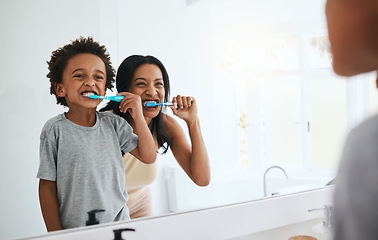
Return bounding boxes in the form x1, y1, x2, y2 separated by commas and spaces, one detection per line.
55, 83, 66, 97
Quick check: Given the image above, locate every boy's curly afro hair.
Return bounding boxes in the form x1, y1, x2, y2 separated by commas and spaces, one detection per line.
47, 36, 115, 107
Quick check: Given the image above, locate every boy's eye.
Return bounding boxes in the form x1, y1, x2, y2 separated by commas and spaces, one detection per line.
73, 74, 84, 78
95, 75, 104, 80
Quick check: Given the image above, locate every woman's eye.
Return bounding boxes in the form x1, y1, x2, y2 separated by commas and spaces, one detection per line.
135, 82, 146, 86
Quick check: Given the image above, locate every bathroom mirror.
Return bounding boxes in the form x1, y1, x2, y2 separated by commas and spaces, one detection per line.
2, 0, 365, 239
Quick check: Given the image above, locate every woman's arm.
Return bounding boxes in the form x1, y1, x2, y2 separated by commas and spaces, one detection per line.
167, 96, 210, 186
39, 179, 62, 232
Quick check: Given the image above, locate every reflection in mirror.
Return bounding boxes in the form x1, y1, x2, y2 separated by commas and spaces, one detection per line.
2, 0, 377, 239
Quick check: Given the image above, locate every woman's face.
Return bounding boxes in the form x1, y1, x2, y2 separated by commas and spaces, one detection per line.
128, 63, 165, 120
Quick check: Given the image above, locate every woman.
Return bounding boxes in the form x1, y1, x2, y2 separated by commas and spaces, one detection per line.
101, 55, 210, 219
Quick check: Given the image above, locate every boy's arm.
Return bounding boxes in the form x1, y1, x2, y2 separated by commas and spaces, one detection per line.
117, 92, 157, 164
129, 113, 157, 164
39, 179, 62, 232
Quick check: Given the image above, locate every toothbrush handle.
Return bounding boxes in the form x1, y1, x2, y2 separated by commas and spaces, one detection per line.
88, 95, 124, 102
145, 101, 173, 107
106, 96, 124, 102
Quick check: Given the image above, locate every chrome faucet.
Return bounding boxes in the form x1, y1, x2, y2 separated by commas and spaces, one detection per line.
263, 165, 289, 197
308, 204, 333, 229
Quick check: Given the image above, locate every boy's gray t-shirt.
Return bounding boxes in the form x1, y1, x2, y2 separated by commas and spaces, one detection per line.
37, 111, 138, 229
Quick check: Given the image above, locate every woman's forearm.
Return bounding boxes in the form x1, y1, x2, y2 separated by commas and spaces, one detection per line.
186, 118, 210, 186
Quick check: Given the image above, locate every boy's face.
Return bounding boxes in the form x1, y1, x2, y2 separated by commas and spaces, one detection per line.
56, 53, 106, 110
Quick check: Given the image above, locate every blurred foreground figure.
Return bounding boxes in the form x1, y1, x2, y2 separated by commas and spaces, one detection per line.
325, 0, 378, 239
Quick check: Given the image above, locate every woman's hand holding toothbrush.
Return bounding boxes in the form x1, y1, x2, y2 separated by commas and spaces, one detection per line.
169, 95, 198, 125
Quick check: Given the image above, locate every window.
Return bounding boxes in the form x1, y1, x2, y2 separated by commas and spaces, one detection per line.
215, 31, 352, 176
211, 1, 374, 178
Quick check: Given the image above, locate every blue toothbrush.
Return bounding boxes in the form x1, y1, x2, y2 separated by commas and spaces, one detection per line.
88, 95, 124, 102
144, 101, 173, 107
88, 95, 173, 107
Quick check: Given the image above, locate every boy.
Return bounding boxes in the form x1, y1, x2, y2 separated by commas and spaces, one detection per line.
37, 37, 156, 231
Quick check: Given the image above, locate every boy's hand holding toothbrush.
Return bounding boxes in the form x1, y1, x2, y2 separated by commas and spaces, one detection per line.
117, 92, 144, 120
117, 92, 157, 164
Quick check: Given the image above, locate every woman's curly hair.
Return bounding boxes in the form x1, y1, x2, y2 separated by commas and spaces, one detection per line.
47, 36, 115, 106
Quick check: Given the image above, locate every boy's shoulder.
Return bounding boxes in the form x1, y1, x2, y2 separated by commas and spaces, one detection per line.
97, 112, 133, 134
40, 113, 66, 139
43, 113, 65, 129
